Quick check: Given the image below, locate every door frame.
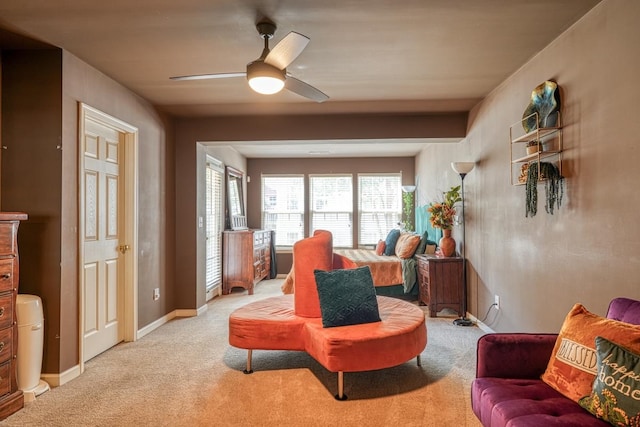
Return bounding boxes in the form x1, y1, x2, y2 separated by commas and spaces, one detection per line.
78, 103, 138, 372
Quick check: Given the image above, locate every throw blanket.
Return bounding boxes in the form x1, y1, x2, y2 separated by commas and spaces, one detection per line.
401, 257, 417, 294
281, 249, 417, 294
334, 249, 416, 293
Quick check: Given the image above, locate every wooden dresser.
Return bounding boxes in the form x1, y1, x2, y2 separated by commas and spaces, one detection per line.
416, 254, 463, 318
0, 212, 27, 420
222, 229, 271, 295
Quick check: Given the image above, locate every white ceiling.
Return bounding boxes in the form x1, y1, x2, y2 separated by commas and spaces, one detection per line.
204, 138, 462, 158
0, 0, 600, 157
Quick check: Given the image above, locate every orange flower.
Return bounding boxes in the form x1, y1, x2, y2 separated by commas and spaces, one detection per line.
427, 186, 461, 230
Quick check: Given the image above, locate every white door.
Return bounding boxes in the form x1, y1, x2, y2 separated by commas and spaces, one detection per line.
82, 117, 125, 361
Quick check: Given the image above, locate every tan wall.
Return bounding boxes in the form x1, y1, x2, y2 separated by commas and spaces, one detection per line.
416, 0, 640, 332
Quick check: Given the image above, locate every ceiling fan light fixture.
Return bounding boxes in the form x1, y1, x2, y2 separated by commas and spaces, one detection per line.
247, 61, 285, 95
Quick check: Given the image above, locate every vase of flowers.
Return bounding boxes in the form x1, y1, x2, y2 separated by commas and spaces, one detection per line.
427, 186, 461, 257
439, 229, 456, 257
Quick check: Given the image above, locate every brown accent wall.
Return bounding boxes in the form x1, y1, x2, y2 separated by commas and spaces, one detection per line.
174, 113, 464, 304
416, 0, 640, 332
1, 0, 631, 378
62, 52, 176, 367
1, 48, 64, 373
1, 47, 175, 375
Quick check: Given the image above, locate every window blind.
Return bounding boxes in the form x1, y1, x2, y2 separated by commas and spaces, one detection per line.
310, 175, 353, 247
262, 175, 305, 247
205, 159, 224, 291
358, 174, 402, 246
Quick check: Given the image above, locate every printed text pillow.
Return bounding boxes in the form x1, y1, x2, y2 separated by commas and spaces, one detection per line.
541, 303, 640, 403
579, 336, 640, 425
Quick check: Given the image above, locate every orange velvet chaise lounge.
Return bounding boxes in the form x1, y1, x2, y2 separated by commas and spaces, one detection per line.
229, 230, 427, 399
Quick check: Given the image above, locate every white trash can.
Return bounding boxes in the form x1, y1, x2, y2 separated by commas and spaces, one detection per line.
16, 294, 50, 402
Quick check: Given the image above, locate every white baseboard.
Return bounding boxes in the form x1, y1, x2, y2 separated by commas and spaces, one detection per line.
468, 313, 495, 334
41, 364, 81, 388
137, 311, 176, 339
175, 303, 208, 318
137, 305, 207, 339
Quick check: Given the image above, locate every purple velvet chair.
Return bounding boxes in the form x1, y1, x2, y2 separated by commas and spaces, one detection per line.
471, 297, 640, 427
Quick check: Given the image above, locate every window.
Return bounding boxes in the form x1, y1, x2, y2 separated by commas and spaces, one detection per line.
261, 173, 401, 249
205, 158, 224, 296
358, 174, 402, 246
262, 175, 304, 247
310, 175, 353, 247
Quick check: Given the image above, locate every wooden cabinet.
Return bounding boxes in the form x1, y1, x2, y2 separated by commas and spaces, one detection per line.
222, 229, 271, 295
416, 255, 463, 318
0, 212, 27, 420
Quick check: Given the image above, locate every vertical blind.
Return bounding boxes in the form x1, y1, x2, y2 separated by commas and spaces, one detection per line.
310, 175, 353, 247
262, 175, 305, 246
205, 159, 224, 291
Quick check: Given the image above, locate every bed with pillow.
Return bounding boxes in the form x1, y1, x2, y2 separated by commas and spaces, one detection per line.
334, 230, 432, 298
281, 229, 434, 297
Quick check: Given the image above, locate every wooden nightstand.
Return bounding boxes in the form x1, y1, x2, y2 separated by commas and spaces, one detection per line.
415, 254, 463, 318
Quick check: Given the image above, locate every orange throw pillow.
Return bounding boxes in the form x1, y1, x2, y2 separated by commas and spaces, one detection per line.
395, 233, 421, 259
375, 240, 386, 256
541, 303, 640, 403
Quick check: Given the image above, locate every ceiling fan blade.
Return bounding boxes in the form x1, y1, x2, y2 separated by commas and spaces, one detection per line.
264, 31, 309, 70
170, 72, 246, 81
285, 76, 329, 103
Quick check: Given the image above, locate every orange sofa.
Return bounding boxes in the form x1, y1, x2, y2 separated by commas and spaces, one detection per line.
229, 230, 427, 399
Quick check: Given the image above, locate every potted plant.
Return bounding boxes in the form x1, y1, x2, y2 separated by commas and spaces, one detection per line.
526, 140, 542, 155
525, 161, 564, 217
402, 191, 415, 232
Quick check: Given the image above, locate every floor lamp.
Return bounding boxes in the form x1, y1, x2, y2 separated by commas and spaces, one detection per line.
451, 162, 475, 327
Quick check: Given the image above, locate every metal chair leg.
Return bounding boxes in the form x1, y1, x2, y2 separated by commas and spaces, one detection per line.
243, 349, 253, 374
334, 371, 347, 400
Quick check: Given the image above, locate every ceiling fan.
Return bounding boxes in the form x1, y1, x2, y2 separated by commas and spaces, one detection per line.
170, 21, 328, 103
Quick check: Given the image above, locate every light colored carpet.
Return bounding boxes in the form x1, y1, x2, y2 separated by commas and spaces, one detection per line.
1, 279, 485, 426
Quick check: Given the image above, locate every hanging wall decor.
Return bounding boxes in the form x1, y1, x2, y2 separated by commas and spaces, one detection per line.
522, 80, 561, 132
525, 162, 564, 217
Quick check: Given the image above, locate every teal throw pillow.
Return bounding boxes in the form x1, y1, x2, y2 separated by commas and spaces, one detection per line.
383, 229, 401, 256
578, 336, 640, 425
313, 266, 381, 328
416, 231, 429, 255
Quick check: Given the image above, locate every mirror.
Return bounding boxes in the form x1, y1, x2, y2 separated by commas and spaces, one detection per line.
226, 166, 247, 230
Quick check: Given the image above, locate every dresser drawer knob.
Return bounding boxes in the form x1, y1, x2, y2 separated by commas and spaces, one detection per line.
0, 342, 4, 352
0, 307, 4, 317
0, 274, 10, 280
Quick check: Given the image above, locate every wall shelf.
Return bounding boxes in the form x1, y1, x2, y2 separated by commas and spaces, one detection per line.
510, 112, 563, 186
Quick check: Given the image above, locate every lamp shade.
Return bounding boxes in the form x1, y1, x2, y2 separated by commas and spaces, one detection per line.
247, 61, 285, 95
451, 162, 475, 175
401, 185, 416, 193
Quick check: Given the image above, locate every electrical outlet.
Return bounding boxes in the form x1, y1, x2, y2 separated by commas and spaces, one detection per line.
153, 288, 160, 301
494, 295, 500, 311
